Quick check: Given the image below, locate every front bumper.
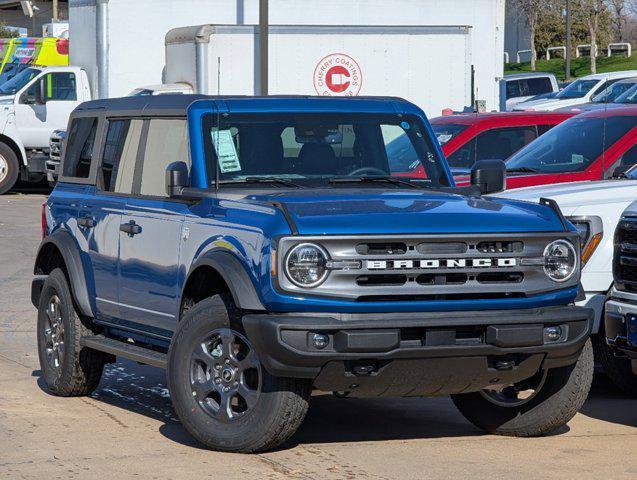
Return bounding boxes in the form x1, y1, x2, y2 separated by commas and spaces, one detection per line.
242, 305, 593, 397
605, 293, 637, 359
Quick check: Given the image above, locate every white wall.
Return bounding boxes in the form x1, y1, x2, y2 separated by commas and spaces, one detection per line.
70, 0, 504, 109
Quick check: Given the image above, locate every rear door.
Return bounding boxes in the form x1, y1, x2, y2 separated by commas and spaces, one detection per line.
118, 118, 190, 331
78, 118, 144, 321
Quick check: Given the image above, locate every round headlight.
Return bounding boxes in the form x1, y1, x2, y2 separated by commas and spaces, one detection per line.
543, 240, 577, 282
285, 243, 329, 288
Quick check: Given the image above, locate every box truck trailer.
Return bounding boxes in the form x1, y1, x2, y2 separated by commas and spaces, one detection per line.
164, 25, 474, 117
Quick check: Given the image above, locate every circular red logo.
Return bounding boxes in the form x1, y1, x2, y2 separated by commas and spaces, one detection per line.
313, 53, 362, 96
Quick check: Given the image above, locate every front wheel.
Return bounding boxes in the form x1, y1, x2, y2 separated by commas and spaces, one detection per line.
167, 295, 311, 453
0, 143, 20, 195
452, 339, 593, 436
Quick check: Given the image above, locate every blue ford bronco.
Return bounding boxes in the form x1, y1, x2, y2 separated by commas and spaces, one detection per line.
33, 95, 594, 452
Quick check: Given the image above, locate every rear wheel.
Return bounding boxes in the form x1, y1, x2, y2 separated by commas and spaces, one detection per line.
0, 143, 19, 195
168, 294, 311, 453
452, 339, 593, 436
37, 268, 107, 396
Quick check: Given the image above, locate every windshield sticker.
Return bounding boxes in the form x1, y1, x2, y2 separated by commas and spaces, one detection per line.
571, 154, 584, 164
400, 121, 410, 130
212, 130, 241, 173
436, 134, 453, 145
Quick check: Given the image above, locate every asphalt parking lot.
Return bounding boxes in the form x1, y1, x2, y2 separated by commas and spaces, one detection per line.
1, 190, 637, 480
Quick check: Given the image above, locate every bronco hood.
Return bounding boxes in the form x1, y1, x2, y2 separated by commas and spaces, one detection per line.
224, 188, 567, 235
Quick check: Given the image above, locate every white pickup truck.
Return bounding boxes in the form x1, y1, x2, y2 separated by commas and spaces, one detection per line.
496, 178, 637, 395
0, 65, 91, 194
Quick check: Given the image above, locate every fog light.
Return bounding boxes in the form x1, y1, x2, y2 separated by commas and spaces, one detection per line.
544, 326, 563, 343
312, 333, 329, 349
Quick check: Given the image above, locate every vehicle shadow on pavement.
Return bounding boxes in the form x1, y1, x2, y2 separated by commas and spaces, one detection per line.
34, 363, 637, 450
579, 374, 637, 428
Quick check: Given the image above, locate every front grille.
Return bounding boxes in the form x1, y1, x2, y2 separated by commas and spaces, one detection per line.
277, 233, 580, 302
614, 217, 637, 292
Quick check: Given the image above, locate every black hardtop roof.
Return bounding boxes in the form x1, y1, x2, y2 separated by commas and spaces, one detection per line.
75, 94, 410, 117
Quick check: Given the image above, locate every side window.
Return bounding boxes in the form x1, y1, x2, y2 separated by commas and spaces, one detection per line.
446, 138, 476, 169
62, 117, 97, 179
591, 79, 619, 97
476, 126, 537, 161
100, 119, 143, 193
42, 72, 77, 101
139, 119, 189, 197
526, 77, 553, 96
537, 124, 555, 136
381, 124, 420, 173
605, 143, 637, 178
505, 80, 522, 99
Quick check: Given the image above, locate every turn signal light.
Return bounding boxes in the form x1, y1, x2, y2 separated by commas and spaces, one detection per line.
581, 232, 603, 265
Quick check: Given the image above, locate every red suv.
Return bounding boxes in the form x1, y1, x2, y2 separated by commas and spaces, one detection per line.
431, 112, 573, 175
502, 107, 637, 189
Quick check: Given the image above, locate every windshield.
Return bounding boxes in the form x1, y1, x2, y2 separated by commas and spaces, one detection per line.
431, 123, 469, 145
555, 79, 599, 99
202, 113, 449, 188
591, 81, 637, 103
0, 67, 40, 95
506, 115, 637, 173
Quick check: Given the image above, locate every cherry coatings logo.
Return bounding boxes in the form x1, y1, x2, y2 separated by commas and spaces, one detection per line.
313, 53, 362, 96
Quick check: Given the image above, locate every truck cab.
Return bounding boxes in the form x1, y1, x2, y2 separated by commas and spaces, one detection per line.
33, 95, 593, 453
0, 65, 91, 193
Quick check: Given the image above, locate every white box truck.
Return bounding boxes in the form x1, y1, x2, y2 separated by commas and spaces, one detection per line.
164, 25, 473, 117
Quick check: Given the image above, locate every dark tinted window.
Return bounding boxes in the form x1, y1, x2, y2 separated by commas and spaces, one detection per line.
526, 77, 553, 95
447, 138, 476, 169
476, 126, 537, 161
62, 117, 97, 179
432, 123, 469, 145
507, 115, 637, 173
537, 124, 555, 136
506, 80, 522, 99
100, 119, 143, 193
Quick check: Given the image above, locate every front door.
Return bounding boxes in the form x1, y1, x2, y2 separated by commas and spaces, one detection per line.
118, 118, 190, 332
15, 71, 81, 148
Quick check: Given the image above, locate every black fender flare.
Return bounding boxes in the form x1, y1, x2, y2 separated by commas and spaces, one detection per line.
184, 250, 266, 311
33, 230, 94, 317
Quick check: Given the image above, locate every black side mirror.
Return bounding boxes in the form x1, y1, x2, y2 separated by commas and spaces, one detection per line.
471, 159, 506, 195
612, 164, 633, 178
166, 161, 190, 197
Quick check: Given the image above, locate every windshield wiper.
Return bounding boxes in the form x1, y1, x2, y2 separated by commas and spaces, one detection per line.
506, 167, 540, 174
220, 177, 302, 188
329, 176, 420, 189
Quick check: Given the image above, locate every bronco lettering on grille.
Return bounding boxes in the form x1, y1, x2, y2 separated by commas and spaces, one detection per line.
366, 258, 517, 270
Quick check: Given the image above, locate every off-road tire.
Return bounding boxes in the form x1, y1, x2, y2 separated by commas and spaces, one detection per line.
167, 294, 311, 453
451, 339, 593, 436
37, 268, 106, 396
0, 142, 19, 195
593, 330, 637, 397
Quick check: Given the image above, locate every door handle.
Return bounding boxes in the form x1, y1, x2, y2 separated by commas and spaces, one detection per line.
120, 220, 142, 236
77, 217, 95, 228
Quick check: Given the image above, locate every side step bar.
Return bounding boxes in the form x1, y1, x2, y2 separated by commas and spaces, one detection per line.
81, 335, 168, 369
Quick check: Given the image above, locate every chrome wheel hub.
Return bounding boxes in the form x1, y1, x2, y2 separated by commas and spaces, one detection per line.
190, 328, 261, 422
43, 295, 65, 369
0, 154, 8, 184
